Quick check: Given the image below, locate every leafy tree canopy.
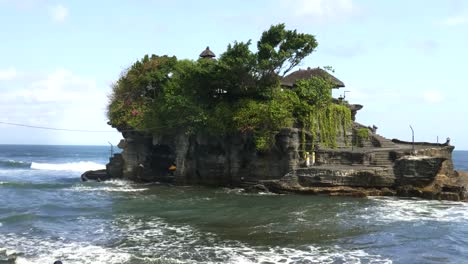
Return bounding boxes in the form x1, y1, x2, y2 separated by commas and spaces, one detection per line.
257, 23, 318, 77
107, 24, 349, 151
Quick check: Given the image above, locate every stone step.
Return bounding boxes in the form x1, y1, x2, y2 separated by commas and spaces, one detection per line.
372, 134, 396, 148
370, 151, 394, 166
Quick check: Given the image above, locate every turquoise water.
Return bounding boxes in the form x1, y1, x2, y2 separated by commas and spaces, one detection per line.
1, 145, 467, 263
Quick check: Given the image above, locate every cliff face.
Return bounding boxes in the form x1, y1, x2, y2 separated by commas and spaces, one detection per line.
112, 128, 303, 186
102, 125, 468, 201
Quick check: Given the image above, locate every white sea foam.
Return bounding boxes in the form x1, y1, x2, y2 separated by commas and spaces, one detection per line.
0, 215, 392, 264
366, 197, 468, 223
70, 180, 148, 193
7, 159, 27, 164
66, 178, 148, 193
70, 185, 148, 193
217, 188, 282, 196
110, 216, 392, 264
102, 179, 133, 186
30, 161, 105, 172
0, 232, 131, 264
14, 244, 131, 264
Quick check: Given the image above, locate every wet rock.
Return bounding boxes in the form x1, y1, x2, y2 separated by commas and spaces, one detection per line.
396, 185, 423, 198
329, 191, 367, 198
441, 185, 466, 193
81, 169, 110, 182
365, 189, 382, 196
0, 248, 17, 264
107, 124, 468, 202
438, 192, 460, 201
394, 156, 446, 187
244, 184, 270, 193
107, 153, 124, 179
380, 187, 396, 196
293, 166, 395, 188
421, 190, 438, 200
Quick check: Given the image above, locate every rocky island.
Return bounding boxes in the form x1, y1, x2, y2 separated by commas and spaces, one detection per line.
83, 24, 468, 201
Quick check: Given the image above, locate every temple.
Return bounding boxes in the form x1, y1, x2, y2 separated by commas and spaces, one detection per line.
199, 46, 216, 59
281, 67, 345, 89
84, 47, 468, 202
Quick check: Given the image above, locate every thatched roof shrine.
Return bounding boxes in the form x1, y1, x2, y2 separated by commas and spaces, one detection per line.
281, 67, 345, 89
199, 46, 216, 59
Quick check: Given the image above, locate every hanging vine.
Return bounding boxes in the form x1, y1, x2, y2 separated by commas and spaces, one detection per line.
295, 77, 353, 153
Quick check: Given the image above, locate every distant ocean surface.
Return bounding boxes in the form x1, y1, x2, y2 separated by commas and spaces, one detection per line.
1, 145, 467, 264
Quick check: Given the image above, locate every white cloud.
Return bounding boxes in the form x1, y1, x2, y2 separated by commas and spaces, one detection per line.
0, 69, 106, 126
440, 15, 467, 26
23, 69, 98, 103
283, 0, 358, 22
0, 67, 18, 81
423, 90, 444, 103
0, 68, 122, 144
50, 4, 68, 22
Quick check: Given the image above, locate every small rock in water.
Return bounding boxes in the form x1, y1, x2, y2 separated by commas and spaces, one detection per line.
0, 248, 17, 264
244, 184, 270, 193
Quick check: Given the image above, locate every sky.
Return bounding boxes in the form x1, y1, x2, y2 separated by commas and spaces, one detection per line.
0, 0, 467, 149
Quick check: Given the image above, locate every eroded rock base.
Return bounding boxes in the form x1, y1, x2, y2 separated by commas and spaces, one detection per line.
82, 128, 468, 202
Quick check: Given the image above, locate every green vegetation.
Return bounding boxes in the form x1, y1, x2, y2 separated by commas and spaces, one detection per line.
107, 24, 352, 151
354, 128, 370, 147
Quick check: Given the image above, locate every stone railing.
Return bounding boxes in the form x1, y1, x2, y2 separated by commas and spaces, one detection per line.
391, 139, 450, 147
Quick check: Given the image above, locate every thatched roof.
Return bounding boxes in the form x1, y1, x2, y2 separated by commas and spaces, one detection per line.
199, 46, 216, 58
281, 67, 345, 89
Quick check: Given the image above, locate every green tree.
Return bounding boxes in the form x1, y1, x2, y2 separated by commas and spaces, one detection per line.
107, 23, 351, 151
257, 23, 318, 77
217, 40, 257, 99
107, 55, 178, 129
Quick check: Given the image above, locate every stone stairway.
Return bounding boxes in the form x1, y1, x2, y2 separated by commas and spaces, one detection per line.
370, 151, 394, 167
371, 134, 396, 148
360, 139, 374, 148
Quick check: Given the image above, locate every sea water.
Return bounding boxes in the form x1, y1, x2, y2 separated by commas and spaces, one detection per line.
0, 145, 467, 264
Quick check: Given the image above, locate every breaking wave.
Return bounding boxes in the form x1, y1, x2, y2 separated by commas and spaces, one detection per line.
69, 180, 148, 193
0, 160, 31, 169
365, 197, 468, 223
0, 215, 392, 264
31, 161, 105, 172
1, 238, 133, 264
107, 216, 392, 264
70, 185, 148, 193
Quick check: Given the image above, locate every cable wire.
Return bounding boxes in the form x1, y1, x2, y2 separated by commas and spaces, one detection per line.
0, 121, 118, 133
0, 120, 191, 133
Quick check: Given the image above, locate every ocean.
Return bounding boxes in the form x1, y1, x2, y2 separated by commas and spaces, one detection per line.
0, 145, 467, 264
